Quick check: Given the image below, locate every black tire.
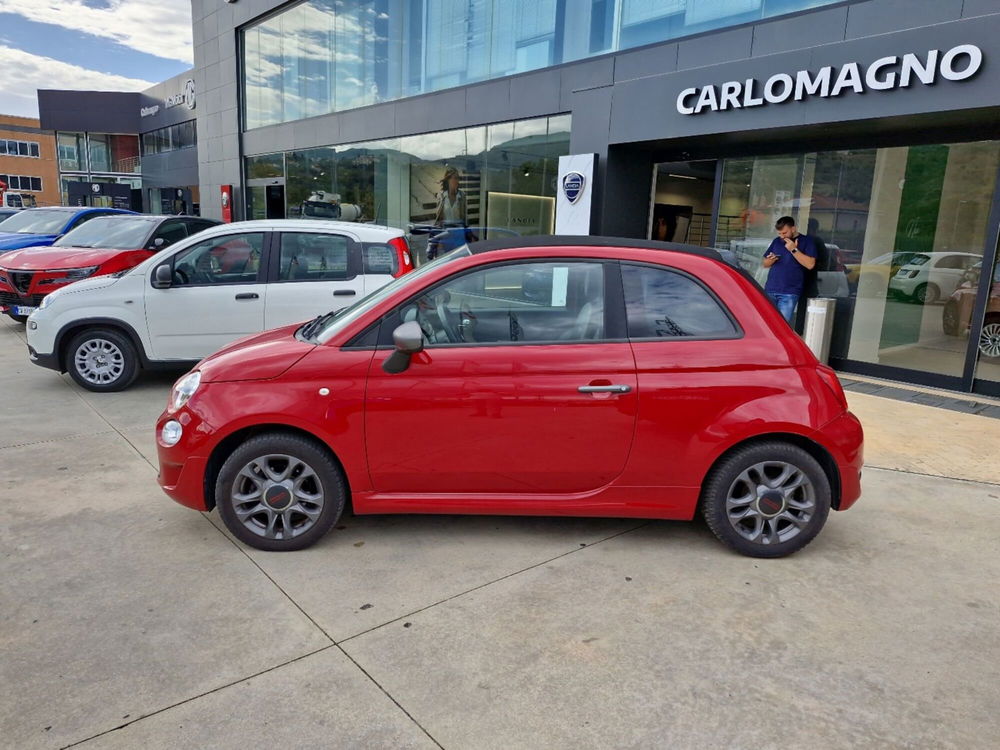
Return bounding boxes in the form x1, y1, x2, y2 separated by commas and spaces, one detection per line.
5, 311, 28, 324
216, 432, 345, 551
66, 327, 140, 392
913, 283, 938, 305
701, 441, 831, 558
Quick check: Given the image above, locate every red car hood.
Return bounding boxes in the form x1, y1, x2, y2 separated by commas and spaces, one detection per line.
197, 323, 317, 383
0, 245, 140, 270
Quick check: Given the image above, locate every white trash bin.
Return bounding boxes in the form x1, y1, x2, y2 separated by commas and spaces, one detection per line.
803, 297, 836, 363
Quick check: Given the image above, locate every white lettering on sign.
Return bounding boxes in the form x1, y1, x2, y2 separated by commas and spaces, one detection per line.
140, 105, 160, 118
676, 44, 983, 115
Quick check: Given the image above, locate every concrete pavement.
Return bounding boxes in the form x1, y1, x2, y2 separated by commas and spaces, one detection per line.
1, 316, 998, 749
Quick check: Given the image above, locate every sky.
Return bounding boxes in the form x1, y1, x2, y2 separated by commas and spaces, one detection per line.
0, 0, 193, 119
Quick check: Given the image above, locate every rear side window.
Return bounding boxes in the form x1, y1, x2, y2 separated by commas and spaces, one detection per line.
278, 232, 351, 281
622, 264, 737, 339
363, 243, 398, 276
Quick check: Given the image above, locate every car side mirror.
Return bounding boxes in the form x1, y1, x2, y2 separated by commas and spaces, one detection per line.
150, 238, 166, 250
382, 321, 424, 374
152, 263, 173, 289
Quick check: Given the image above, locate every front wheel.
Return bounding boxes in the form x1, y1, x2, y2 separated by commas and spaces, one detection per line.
216, 433, 345, 551
701, 442, 831, 558
66, 327, 140, 392
913, 283, 938, 305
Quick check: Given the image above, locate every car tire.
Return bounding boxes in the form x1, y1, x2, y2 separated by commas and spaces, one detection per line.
5, 311, 29, 324
66, 327, 140, 392
216, 432, 345, 552
913, 283, 938, 305
942, 301, 960, 336
701, 441, 831, 558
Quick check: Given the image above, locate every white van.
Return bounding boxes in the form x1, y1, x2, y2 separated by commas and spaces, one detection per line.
25, 219, 413, 391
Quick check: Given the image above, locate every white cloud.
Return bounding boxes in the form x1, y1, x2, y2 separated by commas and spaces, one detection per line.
0, 0, 192, 65
0, 46, 153, 117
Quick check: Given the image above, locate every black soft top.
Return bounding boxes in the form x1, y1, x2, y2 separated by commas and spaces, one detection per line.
467, 234, 724, 263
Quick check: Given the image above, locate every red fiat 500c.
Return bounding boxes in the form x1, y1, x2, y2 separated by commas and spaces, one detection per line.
156, 237, 863, 558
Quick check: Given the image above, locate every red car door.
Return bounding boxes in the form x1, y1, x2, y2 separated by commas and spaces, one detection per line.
364, 260, 637, 494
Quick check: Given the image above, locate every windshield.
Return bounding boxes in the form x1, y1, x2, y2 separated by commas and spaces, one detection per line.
908, 254, 931, 267
0, 209, 73, 235
55, 216, 153, 249
313, 245, 472, 344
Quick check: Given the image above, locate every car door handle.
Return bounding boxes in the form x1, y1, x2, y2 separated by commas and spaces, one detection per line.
578, 384, 632, 394
333, 289, 356, 296
235, 292, 259, 300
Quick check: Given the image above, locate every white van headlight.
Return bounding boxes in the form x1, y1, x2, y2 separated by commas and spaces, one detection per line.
39, 289, 63, 310
171, 370, 201, 410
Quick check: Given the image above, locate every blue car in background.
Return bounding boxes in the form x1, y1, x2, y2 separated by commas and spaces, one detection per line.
0, 207, 135, 254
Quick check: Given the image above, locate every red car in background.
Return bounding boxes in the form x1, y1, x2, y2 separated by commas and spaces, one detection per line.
0, 214, 219, 322
156, 237, 864, 559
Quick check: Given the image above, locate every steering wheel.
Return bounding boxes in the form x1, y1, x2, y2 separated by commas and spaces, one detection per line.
435, 298, 462, 342
173, 266, 190, 285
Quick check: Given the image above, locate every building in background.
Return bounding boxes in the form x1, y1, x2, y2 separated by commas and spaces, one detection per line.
0, 115, 59, 208
30, 0, 1000, 397
37, 74, 199, 214
186, 0, 1000, 396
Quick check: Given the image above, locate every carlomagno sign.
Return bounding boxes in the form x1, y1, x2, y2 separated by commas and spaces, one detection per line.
676, 44, 982, 115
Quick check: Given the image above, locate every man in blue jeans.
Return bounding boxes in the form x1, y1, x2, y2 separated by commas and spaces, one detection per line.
761, 216, 816, 324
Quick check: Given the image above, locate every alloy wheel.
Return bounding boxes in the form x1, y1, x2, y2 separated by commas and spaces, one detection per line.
229, 453, 325, 540
980, 322, 1000, 359
725, 461, 816, 546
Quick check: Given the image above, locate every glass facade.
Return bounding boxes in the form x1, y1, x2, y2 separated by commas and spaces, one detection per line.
715, 140, 1000, 385
243, 0, 842, 129
141, 121, 197, 156
55, 131, 142, 205
245, 114, 570, 261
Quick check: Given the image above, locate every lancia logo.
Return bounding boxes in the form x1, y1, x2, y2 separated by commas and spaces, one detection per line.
562, 172, 585, 204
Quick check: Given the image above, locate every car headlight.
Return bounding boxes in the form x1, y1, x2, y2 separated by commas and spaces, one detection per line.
39, 288, 64, 310
64, 265, 99, 281
171, 370, 201, 410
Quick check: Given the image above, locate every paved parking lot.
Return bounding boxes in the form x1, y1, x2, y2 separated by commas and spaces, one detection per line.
1, 315, 999, 749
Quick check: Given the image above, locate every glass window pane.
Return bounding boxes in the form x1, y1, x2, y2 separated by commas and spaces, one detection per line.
405, 261, 604, 344
57, 132, 85, 171
30, 177, 41, 192
278, 232, 351, 281
623, 264, 737, 338
972, 253, 1000, 382
172, 233, 265, 285
29, 143, 39, 157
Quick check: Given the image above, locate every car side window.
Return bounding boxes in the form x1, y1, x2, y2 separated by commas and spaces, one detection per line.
67, 212, 101, 231
278, 233, 351, 281
170, 232, 265, 286
151, 220, 189, 249
396, 261, 606, 345
622, 264, 738, 339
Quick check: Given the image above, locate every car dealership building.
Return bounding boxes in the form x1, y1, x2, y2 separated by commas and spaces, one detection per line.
40, 0, 1000, 396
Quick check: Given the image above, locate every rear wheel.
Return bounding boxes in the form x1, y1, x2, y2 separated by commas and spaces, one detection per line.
216, 433, 345, 551
701, 441, 831, 558
66, 327, 140, 392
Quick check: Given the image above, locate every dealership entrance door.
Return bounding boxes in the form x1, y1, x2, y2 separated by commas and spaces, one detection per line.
247, 178, 286, 219
648, 160, 718, 246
